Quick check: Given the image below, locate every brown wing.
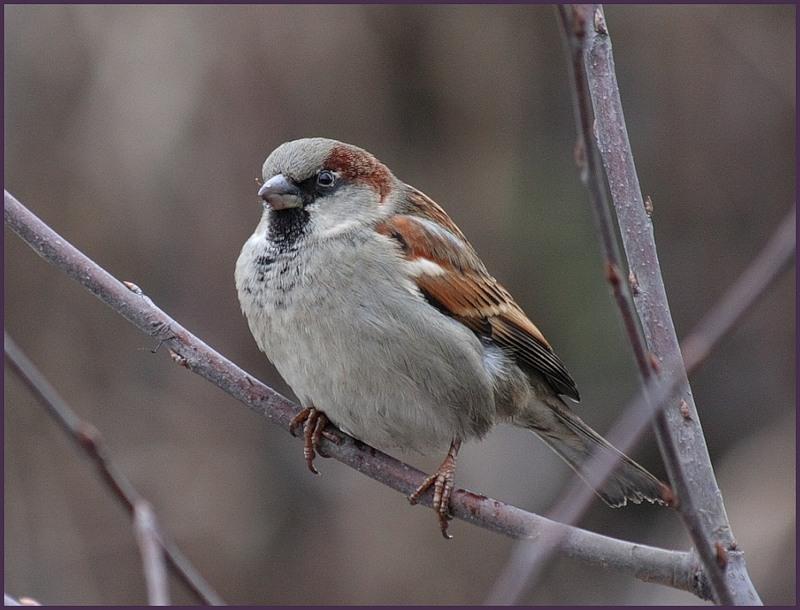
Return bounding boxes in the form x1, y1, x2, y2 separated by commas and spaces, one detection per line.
377, 189, 580, 401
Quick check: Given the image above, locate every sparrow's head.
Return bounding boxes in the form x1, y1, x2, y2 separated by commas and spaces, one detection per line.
258, 138, 397, 240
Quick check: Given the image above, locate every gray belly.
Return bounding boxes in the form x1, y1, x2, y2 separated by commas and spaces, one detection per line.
236, 232, 496, 453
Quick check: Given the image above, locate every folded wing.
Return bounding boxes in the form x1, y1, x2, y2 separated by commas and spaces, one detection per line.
377, 188, 580, 401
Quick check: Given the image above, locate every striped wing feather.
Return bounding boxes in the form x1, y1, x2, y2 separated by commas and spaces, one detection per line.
377, 188, 580, 401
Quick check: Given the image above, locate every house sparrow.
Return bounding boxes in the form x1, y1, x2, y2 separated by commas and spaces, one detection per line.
235, 138, 672, 538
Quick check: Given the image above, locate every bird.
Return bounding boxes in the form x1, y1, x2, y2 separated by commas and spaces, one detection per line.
235, 138, 673, 538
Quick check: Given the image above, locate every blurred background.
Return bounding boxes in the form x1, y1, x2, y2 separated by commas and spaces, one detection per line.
4, 4, 795, 605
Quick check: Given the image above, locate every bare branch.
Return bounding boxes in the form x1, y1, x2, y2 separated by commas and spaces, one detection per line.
551, 4, 763, 605
3, 333, 224, 606
134, 502, 170, 606
680, 207, 795, 370
4, 188, 714, 599
485, 203, 794, 604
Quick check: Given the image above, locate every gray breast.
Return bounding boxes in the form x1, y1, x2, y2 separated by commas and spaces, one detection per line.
236, 228, 497, 452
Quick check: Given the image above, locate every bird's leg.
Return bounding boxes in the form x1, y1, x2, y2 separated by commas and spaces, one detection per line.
408, 438, 462, 539
288, 406, 341, 474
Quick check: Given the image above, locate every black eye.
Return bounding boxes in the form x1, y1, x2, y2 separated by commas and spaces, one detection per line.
317, 170, 336, 188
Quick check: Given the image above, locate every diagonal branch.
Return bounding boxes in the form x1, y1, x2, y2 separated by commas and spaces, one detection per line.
134, 502, 171, 606
4, 333, 224, 606
4, 189, 713, 600
556, 4, 763, 605
678, 207, 795, 371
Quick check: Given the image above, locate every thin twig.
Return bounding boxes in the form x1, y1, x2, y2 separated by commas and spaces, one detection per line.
679, 208, 795, 370
134, 502, 170, 606
484, 204, 794, 604
3, 333, 224, 606
555, 4, 762, 605
4, 189, 713, 600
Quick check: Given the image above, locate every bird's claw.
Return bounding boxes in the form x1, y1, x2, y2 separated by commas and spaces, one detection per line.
408, 439, 461, 539
289, 407, 336, 474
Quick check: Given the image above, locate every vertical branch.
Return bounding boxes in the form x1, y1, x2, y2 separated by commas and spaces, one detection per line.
560, 4, 761, 605
559, 5, 654, 381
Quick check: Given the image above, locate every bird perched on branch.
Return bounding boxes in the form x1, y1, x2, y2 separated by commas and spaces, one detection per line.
235, 138, 673, 538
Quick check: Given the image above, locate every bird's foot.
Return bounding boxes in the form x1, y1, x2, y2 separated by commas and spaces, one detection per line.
408, 439, 462, 539
289, 407, 340, 474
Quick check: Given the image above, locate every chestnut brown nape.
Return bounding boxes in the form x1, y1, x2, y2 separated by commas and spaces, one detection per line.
322, 144, 393, 202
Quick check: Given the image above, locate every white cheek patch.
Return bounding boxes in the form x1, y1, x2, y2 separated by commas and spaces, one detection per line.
314, 218, 363, 239
305, 186, 386, 240
404, 257, 447, 277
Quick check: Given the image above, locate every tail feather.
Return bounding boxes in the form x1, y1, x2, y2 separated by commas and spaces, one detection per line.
527, 401, 673, 508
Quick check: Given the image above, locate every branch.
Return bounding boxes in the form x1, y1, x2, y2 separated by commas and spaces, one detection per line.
3, 333, 224, 606
134, 502, 170, 606
679, 207, 795, 371
4, 189, 713, 600
485, 202, 794, 603
556, 4, 763, 605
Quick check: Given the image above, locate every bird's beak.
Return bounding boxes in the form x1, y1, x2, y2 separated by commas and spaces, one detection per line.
258, 174, 303, 210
